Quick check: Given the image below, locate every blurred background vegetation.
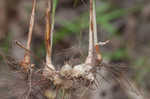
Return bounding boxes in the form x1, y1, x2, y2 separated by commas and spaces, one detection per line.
0, 0, 150, 98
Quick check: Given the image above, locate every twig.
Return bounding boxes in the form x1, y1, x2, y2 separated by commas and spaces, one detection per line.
27, 0, 36, 50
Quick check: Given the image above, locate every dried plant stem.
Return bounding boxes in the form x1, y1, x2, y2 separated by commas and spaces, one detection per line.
21, 0, 36, 70
85, 0, 102, 65
27, 0, 36, 50
85, 0, 94, 65
45, 0, 55, 70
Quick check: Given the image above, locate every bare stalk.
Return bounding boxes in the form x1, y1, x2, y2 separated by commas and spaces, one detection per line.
85, 0, 94, 65
21, 0, 36, 70
93, 0, 98, 45
27, 0, 36, 50
45, 0, 55, 70
85, 0, 102, 65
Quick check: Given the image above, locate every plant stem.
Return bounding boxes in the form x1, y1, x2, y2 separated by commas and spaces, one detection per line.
45, 0, 55, 69
93, 0, 98, 45
27, 0, 36, 50
51, 0, 57, 47
85, 0, 96, 65
85, 0, 102, 65
22, 0, 36, 70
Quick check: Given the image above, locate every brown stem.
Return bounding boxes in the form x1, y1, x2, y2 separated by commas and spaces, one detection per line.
27, 0, 36, 50
21, 0, 36, 70
85, 0, 94, 65
45, 0, 55, 69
